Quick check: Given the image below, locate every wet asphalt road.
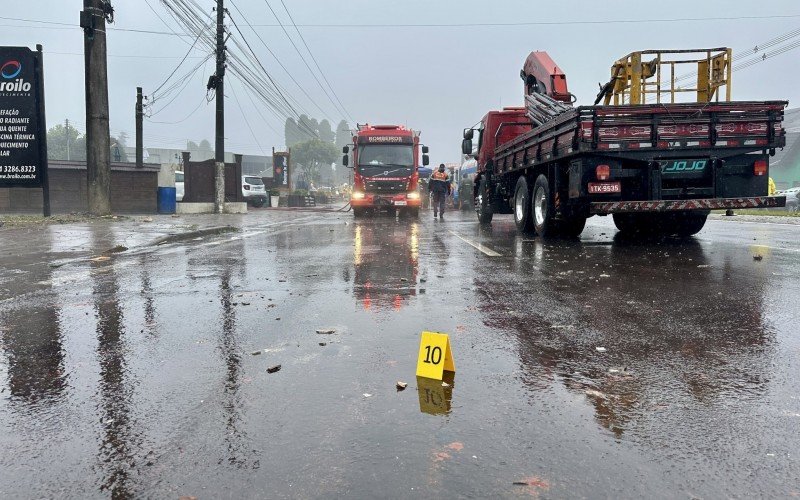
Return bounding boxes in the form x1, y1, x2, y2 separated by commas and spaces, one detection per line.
1, 209, 799, 498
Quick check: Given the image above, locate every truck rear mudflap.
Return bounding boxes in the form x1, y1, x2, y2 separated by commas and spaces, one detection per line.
591, 196, 785, 214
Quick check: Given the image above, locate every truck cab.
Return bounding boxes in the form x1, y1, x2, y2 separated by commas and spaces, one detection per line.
343, 124, 429, 217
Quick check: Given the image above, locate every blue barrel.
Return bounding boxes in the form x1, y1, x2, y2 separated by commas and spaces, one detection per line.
157, 187, 177, 214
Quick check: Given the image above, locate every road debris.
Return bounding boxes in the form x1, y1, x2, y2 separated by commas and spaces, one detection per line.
319, 342, 327, 346
363, 393, 372, 398
251, 350, 262, 356
595, 347, 607, 353
396, 381, 407, 391
267, 365, 281, 374
316, 328, 336, 334
442, 382, 451, 388
753, 254, 763, 261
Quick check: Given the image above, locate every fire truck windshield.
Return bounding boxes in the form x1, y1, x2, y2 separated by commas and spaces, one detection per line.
357, 144, 414, 176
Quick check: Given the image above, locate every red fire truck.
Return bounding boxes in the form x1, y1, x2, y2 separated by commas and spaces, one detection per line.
342, 124, 429, 217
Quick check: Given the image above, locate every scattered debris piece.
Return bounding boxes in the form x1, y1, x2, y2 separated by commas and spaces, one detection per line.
142, 217, 153, 223
400, 278, 408, 282
319, 342, 327, 346
396, 381, 407, 391
446, 442, 464, 451
697, 264, 711, 268
441, 382, 451, 388
595, 347, 607, 353
89, 256, 111, 262
251, 350, 262, 356
267, 365, 281, 374
363, 393, 372, 398
241, 302, 250, 306
103, 245, 128, 254
753, 255, 763, 261
585, 389, 606, 399
316, 328, 336, 334
599, 273, 610, 278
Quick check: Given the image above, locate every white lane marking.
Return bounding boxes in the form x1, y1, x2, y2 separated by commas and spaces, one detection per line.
448, 230, 501, 257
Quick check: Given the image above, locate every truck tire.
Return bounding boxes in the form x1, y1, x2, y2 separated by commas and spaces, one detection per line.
476, 177, 493, 224
672, 212, 707, 236
353, 207, 366, 218
532, 174, 556, 236
557, 215, 587, 238
513, 176, 534, 233
613, 213, 647, 234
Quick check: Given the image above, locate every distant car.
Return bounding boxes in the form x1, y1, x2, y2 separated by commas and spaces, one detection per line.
175, 170, 185, 202
777, 186, 800, 212
242, 175, 267, 207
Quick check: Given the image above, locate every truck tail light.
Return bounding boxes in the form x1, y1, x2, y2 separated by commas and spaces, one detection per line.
754, 160, 767, 176
596, 164, 610, 181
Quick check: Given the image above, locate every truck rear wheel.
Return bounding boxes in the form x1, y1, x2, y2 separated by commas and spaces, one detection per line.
532, 174, 556, 236
513, 177, 534, 233
613, 213, 648, 234
557, 215, 587, 238
353, 207, 366, 218
475, 177, 493, 224
672, 212, 708, 236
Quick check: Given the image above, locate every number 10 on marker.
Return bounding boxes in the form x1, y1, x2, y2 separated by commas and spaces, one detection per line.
416, 331, 455, 380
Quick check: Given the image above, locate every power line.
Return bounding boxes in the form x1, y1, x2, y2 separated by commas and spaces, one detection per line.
258, 0, 350, 120
229, 81, 268, 155
278, 0, 354, 123
3, 13, 800, 36
228, 0, 335, 122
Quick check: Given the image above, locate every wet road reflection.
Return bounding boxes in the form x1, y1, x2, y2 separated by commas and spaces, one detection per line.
89, 226, 138, 498
352, 220, 420, 310
0, 211, 797, 498
475, 226, 775, 438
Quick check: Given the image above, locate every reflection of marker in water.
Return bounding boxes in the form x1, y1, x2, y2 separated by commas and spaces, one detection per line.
448, 231, 501, 257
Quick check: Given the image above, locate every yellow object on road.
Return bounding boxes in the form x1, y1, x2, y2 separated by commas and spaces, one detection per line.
416, 331, 455, 380
768, 177, 776, 195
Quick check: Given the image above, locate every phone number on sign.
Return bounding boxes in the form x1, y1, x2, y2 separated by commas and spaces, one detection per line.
2, 165, 36, 173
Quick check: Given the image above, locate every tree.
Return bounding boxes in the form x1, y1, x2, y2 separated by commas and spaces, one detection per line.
335, 120, 350, 150
292, 138, 337, 184
284, 117, 302, 148
318, 119, 335, 143
47, 123, 86, 161
297, 114, 318, 142
198, 139, 212, 153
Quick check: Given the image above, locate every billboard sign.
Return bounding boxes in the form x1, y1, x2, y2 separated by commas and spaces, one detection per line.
0, 46, 46, 189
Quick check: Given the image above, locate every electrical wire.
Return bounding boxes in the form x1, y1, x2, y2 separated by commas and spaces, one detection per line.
229, 81, 268, 155
258, 0, 349, 121
278, 0, 354, 123
228, 0, 335, 123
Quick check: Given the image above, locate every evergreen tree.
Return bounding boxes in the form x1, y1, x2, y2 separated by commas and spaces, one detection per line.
318, 119, 335, 143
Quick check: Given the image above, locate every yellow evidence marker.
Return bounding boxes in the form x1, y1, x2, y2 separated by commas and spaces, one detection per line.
416, 331, 455, 380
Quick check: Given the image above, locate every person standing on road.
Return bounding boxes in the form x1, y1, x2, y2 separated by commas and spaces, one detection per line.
429, 163, 451, 218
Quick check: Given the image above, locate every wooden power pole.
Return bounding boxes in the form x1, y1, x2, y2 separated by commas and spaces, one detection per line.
81, 0, 113, 215
136, 87, 143, 168
214, 0, 226, 213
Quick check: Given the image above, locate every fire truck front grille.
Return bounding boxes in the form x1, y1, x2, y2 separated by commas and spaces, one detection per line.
364, 179, 408, 193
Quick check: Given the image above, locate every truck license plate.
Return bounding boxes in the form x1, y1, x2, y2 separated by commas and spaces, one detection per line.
588, 182, 621, 194
394, 200, 407, 206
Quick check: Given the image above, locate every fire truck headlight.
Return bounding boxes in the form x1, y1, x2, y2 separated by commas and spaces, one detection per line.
352, 191, 365, 200
407, 191, 420, 200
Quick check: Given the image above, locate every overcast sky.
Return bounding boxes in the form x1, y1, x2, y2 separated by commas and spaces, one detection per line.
4, 0, 800, 162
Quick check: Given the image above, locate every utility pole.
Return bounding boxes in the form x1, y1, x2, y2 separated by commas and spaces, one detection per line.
65, 119, 70, 161
213, 0, 226, 214
81, 0, 113, 215
135, 87, 143, 168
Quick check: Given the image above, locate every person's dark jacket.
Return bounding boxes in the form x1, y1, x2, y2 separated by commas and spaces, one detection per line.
429, 171, 450, 194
